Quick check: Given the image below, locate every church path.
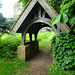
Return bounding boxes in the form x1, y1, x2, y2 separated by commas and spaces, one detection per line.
27, 47, 53, 75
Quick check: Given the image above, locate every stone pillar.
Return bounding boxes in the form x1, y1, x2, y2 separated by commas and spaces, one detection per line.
18, 45, 25, 61
18, 32, 27, 61
38, 6, 41, 18
18, 45, 31, 61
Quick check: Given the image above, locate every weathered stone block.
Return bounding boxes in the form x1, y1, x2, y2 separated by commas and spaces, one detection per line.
18, 41, 39, 61
18, 45, 25, 61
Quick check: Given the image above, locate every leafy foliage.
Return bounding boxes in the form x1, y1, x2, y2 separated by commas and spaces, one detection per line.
48, 64, 75, 75
48, 0, 63, 13
69, 16, 75, 28
18, 0, 63, 13
0, 34, 21, 59
18, 0, 30, 7
0, 13, 5, 23
50, 13, 68, 26
60, 0, 75, 28
51, 32, 75, 70
60, 13, 68, 24
0, 17, 15, 33
50, 0, 75, 29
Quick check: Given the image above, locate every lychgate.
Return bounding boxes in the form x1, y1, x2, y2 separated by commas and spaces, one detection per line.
10, 0, 70, 61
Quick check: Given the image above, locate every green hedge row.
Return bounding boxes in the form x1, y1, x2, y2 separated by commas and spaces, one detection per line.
51, 32, 75, 70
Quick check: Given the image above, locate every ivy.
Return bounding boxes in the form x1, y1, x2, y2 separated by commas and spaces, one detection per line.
49, 0, 63, 13
69, 16, 75, 28
51, 32, 75, 70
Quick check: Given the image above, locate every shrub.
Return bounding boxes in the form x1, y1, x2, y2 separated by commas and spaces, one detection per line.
51, 32, 75, 70
50, 0, 75, 29
48, 0, 63, 13
50, 35, 56, 51
48, 64, 75, 75
0, 33, 21, 59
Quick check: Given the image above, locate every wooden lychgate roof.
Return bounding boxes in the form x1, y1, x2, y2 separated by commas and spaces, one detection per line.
10, 0, 70, 34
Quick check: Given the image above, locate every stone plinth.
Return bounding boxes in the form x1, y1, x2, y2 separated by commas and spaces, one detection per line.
18, 41, 39, 61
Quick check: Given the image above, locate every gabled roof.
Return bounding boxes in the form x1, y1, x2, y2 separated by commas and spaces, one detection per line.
10, 0, 70, 34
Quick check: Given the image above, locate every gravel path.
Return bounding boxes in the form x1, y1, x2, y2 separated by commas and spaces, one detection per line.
28, 47, 53, 75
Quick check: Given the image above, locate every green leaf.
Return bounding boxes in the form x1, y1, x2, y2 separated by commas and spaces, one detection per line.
65, 66, 69, 69
60, 13, 68, 24
61, 66, 65, 70
52, 53, 55, 57
50, 14, 61, 26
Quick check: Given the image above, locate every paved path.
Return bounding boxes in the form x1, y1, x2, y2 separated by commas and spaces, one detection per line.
28, 47, 53, 75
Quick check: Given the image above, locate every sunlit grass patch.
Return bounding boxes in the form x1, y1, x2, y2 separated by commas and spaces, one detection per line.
37, 31, 55, 50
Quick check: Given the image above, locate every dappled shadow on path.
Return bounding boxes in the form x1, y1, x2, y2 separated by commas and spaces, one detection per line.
28, 47, 53, 75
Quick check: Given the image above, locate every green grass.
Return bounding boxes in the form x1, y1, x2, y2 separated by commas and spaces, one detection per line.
0, 58, 30, 75
37, 31, 55, 50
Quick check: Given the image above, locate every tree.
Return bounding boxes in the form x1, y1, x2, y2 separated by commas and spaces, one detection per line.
18, 0, 63, 13
48, 0, 63, 13
50, 0, 75, 32
0, 0, 2, 9
0, 18, 15, 33
0, 14, 15, 33
18, 0, 30, 7
0, 13, 5, 23
13, 2, 24, 18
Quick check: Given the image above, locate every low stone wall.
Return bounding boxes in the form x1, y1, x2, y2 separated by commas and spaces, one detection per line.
18, 41, 39, 61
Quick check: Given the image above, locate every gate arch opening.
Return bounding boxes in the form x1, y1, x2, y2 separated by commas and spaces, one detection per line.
22, 21, 59, 45
37, 27, 55, 50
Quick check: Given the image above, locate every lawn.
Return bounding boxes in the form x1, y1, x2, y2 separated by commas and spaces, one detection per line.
0, 58, 30, 75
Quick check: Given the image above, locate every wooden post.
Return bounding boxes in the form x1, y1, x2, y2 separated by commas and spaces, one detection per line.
38, 6, 41, 18
35, 33, 37, 41
21, 32, 26, 45
29, 33, 32, 41
42, 11, 46, 17
52, 26, 58, 35
34, 12, 37, 19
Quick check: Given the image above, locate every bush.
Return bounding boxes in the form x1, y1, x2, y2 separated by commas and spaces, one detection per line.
48, 64, 75, 75
0, 33, 21, 59
48, 0, 63, 13
50, 35, 56, 51
51, 32, 75, 70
